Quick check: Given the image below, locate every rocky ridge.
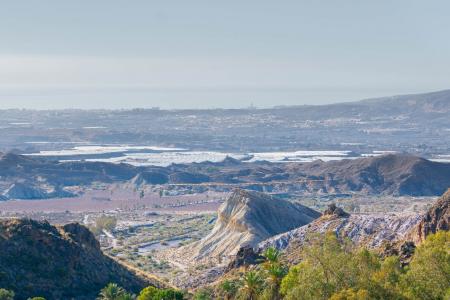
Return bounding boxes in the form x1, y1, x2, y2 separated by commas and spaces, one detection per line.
0, 219, 159, 300
410, 188, 450, 243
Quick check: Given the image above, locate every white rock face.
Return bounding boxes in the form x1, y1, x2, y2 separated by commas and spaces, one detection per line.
258, 213, 422, 252
184, 189, 320, 261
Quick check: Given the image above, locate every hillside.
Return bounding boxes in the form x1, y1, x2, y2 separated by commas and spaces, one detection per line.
410, 188, 450, 243
155, 189, 319, 288
180, 189, 320, 262
253, 188, 450, 266
0, 219, 159, 300
288, 154, 450, 196
0, 153, 449, 200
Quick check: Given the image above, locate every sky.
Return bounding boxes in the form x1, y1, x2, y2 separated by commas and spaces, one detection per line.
0, 1, 450, 109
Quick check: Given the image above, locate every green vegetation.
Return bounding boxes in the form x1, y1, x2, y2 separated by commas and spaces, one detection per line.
90, 215, 118, 235
218, 280, 239, 300
210, 231, 450, 300
0, 291, 46, 300
401, 231, 450, 299
0, 289, 14, 300
95, 285, 184, 300
279, 231, 450, 300
97, 283, 134, 300
76, 231, 450, 299
6, 230, 445, 300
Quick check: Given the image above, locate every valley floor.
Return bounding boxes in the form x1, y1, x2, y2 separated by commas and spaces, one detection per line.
0, 187, 437, 289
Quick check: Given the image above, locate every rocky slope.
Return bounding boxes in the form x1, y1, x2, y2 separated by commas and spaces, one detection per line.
251, 189, 450, 266
258, 209, 422, 265
155, 189, 319, 288
181, 189, 320, 262
0, 219, 158, 300
410, 188, 450, 243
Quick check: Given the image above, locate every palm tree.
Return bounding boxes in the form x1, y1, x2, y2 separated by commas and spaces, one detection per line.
239, 271, 264, 300
261, 247, 281, 265
261, 247, 286, 300
219, 280, 238, 300
117, 294, 136, 300
264, 263, 288, 300
97, 283, 127, 300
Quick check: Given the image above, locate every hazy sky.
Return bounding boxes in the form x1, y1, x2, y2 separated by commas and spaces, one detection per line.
1, 1, 450, 109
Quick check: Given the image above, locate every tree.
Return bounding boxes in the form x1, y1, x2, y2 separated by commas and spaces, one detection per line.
0, 289, 15, 300
329, 288, 370, 300
90, 215, 118, 235
153, 289, 184, 300
261, 247, 281, 266
400, 231, 450, 299
137, 287, 183, 300
260, 247, 287, 300
280, 233, 356, 300
97, 283, 131, 300
193, 288, 212, 300
137, 287, 158, 300
238, 271, 264, 300
279, 232, 401, 300
218, 280, 238, 300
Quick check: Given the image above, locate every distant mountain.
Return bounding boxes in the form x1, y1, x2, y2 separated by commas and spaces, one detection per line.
274, 89, 450, 121
0, 153, 449, 200
0, 219, 159, 299
358, 89, 450, 114
1, 89, 449, 154
287, 154, 450, 196
173, 189, 319, 262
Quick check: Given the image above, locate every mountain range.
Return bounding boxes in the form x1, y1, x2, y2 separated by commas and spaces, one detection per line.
0, 153, 449, 200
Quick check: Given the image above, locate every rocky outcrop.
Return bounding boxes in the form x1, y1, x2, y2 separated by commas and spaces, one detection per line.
323, 203, 350, 218
257, 189, 450, 266
177, 189, 320, 262
226, 246, 263, 271
0, 219, 156, 300
411, 188, 450, 243
133, 171, 169, 185
258, 212, 422, 265
1, 183, 75, 200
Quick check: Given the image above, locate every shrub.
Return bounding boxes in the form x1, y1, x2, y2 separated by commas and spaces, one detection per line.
0, 289, 15, 300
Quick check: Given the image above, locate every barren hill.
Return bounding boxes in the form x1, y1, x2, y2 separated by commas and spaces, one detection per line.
0, 219, 158, 300
179, 189, 320, 262
287, 154, 450, 196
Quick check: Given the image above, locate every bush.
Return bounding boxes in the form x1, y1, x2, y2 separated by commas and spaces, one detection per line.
97, 283, 134, 300
280, 232, 408, 300
0, 289, 15, 300
137, 286, 184, 300
400, 231, 450, 299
